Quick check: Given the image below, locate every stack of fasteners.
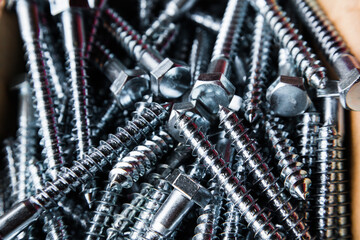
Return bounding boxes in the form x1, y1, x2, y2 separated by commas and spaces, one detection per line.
0, 0, 357, 239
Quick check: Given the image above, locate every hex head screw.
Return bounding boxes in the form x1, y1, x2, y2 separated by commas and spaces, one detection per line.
250, 0, 328, 89
0, 102, 170, 239
218, 106, 312, 239
175, 113, 284, 240
291, 0, 360, 110
103, 8, 191, 99
190, 0, 248, 115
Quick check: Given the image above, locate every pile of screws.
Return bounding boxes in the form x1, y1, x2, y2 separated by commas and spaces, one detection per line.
0, 0, 357, 239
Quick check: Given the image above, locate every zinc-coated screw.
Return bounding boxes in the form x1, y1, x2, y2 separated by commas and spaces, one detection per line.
86, 131, 173, 240
0, 102, 170, 240
242, 13, 272, 124
218, 106, 311, 239
3, 139, 18, 207
291, 0, 360, 110
138, 0, 156, 30
103, 8, 191, 99
144, 0, 198, 38
265, 114, 311, 200
187, 11, 221, 33
176, 112, 284, 240
250, 0, 328, 89
16, 0, 65, 181
190, 0, 248, 115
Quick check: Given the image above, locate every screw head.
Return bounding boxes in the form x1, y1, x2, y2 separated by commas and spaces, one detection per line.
166, 169, 211, 208
266, 75, 310, 117
150, 58, 191, 99
110, 69, 150, 109
335, 54, 360, 111
190, 72, 235, 115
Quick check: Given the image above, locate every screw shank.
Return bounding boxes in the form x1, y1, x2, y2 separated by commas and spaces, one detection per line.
0, 200, 41, 240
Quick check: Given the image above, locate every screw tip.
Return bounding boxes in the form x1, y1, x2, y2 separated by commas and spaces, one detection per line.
293, 178, 311, 200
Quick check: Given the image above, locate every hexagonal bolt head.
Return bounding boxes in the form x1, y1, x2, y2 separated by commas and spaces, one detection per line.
167, 101, 210, 142
266, 75, 310, 117
190, 72, 235, 115
150, 58, 191, 99
334, 54, 360, 111
166, 169, 211, 208
110, 69, 150, 109
49, 0, 93, 15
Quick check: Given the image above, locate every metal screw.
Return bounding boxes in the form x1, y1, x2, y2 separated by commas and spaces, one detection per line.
187, 11, 221, 33
16, 0, 65, 181
143, 169, 211, 239
175, 112, 284, 240
92, 41, 151, 110
0, 102, 170, 240
190, 0, 248, 115
266, 48, 311, 117
103, 8, 191, 99
242, 13, 272, 123
144, 0, 198, 38
291, 0, 360, 110
86, 131, 173, 240
218, 106, 311, 239
264, 114, 311, 199
250, 0, 328, 89
138, 0, 157, 30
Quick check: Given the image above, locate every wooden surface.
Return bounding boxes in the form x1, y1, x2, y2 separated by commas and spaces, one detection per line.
317, 0, 360, 239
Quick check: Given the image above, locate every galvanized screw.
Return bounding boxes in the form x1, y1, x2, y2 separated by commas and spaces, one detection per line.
292, 0, 360, 110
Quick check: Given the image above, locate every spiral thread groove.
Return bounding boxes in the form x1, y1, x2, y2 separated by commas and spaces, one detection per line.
252, 0, 328, 88
314, 125, 351, 239
176, 113, 284, 240
218, 106, 311, 239
86, 131, 173, 240
242, 14, 272, 124
32, 102, 168, 209
292, 0, 348, 63
211, 0, 248, 61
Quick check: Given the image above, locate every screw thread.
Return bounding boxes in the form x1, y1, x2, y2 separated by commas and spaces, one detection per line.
189, 28, 211, 83
211, 0, 248, 62
107, 185, 152, 239
58, 198, 90, 229
128, 177, 171, 240
218, 107, 311, 239
176, 113, 284, 240
188, 12, 221, 33
32, 102, 169, 209
3, 140, 18, 206
86, 131, 173, 240
242, 14, 272, 124
292, 0, 348, 63
103, 8, 158, 68
294, 112, 319, 225
252, 0, 328, 88
314, 125, 351, 239
220, 201, 248, 239
138, 0, 156, 29
192, 177, 223, 240
43, 209, 69, 240
265, 114, 311, 200
154, 23, 178, 55
93, 100, 122, 139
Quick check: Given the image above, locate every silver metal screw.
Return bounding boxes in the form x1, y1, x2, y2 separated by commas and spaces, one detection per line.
242, 13, 272, 123
86, 131, 173, 240
103, 8, 191, 99
144, 0, 198, 38
0, 102, 170, 240
250, 0, 328, 89
16, 0, 64, 181
187, 11, 221, 33
291, 0, 360, 110
264, 114, 311, 199
266, 48, 311, 117
175, 112, 284, 240
190, 0, 248, 115
218, 106, 311, 239
143, 169, 211, 239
